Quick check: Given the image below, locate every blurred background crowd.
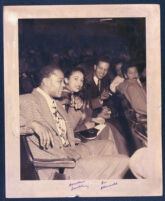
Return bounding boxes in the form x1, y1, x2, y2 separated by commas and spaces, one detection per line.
19, 18, 146, 94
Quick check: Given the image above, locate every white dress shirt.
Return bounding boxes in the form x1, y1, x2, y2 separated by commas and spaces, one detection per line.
93, 75, 99, 86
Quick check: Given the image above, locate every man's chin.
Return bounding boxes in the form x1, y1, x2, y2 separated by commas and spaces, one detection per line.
53, 94, 62, 99
53, 96, 62, 100
57, 94, 62, 98
98, 76, 104, 80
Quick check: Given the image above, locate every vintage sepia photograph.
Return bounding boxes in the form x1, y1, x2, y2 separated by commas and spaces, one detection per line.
19, 17, 147, 180
4, 5, 162, 198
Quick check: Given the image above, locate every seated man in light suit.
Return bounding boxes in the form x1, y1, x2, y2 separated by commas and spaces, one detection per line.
20, 64, 129, 180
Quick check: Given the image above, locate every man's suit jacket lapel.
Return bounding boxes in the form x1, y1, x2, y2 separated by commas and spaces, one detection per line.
90, 77, 100, 97
32, 89, 61, 135
32, 89, 75, 146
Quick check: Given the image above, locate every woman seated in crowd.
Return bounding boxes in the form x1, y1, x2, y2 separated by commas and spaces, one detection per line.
117, 61, 147, 116
61, 67, 129, 155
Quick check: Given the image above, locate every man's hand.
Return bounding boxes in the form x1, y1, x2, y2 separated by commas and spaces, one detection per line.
31, 121, 54, 149
100, 89, 111, 100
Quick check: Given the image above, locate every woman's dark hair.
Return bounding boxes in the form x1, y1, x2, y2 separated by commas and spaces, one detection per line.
64, 67, 85, 79
35, 64, 61, 87
64, 67, 87, 101
121, 61, 138, 76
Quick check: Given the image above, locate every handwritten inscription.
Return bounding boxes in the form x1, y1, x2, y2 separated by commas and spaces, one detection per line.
69, 181, 118, 191
100, 181, 118, 190
69, 181, 89, 191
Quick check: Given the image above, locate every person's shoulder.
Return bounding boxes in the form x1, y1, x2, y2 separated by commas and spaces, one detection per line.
111, 76, 123, 84
116, 75, 124, 82
20, 92, 35, 104
20, 92, 33, 99
117, 79, 126, 90
85, 70, 94, 84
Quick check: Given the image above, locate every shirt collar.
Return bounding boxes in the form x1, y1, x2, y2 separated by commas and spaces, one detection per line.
93, 75, 99, 85
36, 87, 57, 107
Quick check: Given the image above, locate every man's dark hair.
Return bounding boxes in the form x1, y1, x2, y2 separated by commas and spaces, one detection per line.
112, 58, 125, 76
121, 61, 138, 76
36, 64, 62, 86
114, 58, 124, 67
95, 55, 111, 66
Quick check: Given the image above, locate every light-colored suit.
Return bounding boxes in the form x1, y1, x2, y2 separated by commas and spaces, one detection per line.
20, 89, 129, 179
117, 79, 146, 115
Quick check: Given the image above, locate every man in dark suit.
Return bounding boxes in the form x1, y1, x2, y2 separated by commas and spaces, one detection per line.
20, 64, 129, 180
85, 56, 117, 116
85, 56, 131, 154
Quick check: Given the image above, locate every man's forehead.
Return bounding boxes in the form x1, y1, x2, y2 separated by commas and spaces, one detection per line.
51, 69, 64, 79
128, 66, 137, 70
128, 67, 137, 72
98, 61, 109, 66
116, 63, 122, 67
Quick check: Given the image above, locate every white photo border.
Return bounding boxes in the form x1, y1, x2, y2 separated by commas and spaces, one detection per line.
4, 4, 162, 198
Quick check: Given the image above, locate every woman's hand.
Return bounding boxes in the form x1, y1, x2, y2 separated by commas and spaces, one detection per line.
92, 117, 105, 124
97, 106, 111, 119
85, 121, 95, 129
71, 95, 84, 110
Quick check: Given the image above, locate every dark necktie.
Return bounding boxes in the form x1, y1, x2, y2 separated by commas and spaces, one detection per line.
97, 79, 101, 92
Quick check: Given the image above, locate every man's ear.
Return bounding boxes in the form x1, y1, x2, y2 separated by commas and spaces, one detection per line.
94, 65, 97, 71
42, 77, 49, 86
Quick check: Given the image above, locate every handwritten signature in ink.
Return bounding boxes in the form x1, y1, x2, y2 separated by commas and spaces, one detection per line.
69, 181, 89, 191
100, 181, 118, 190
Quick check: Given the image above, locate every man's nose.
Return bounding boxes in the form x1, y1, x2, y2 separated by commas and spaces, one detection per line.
99, 70, 104, 75
102, 69, 107, 74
